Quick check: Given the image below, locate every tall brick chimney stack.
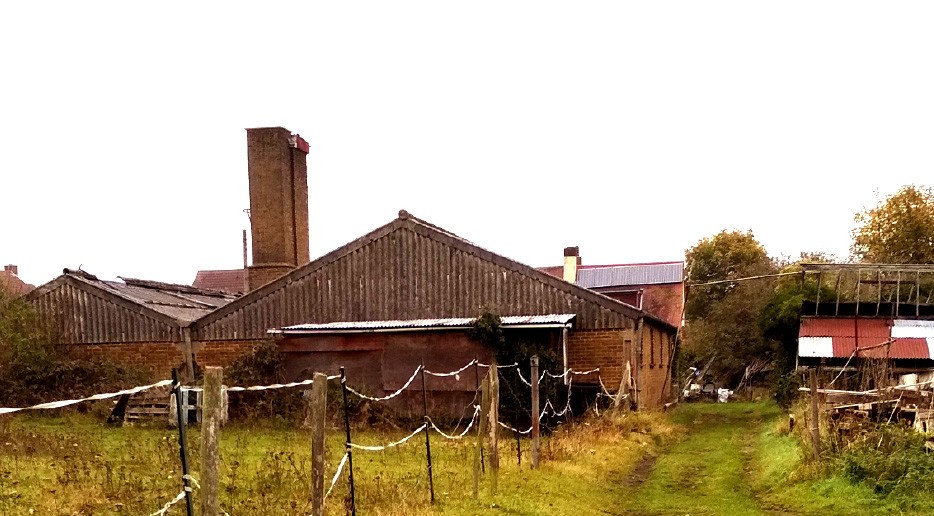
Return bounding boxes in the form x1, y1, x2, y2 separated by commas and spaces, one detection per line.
246, 127, 310, 291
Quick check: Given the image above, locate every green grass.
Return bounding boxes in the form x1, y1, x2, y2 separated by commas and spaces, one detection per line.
0, 409, 674, 515
9, 402, 934, 515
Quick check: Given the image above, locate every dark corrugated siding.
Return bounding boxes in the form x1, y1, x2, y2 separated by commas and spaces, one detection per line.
194, 226, 638, 341
28, 279, 178, 344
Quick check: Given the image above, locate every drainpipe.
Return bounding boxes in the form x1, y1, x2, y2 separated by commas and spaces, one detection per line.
635, 316, 645, 409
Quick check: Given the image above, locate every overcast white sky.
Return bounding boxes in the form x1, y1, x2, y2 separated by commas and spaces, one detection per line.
2, 2, 932, 288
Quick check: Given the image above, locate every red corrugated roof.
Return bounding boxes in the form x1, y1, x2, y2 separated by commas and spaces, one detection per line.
799, 317, 931, 359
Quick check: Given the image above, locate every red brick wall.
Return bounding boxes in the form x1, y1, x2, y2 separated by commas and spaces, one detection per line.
566, 329, 635, 391
67, 342, 184, 377
194, 340, 261, 369
66, 339, 261, 378
639, 321, 675, 409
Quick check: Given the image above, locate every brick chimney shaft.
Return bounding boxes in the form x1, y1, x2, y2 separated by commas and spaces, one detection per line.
246, 127, 310, 291
4, 264, 17, 276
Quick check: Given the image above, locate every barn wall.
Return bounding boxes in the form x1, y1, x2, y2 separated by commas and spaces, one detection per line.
29, 279, 179, 344
194, 224, 641, 341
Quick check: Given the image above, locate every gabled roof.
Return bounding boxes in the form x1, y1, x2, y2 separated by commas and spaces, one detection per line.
193, 211, 675, 338
539, 261, 684, 288
28, 269, 238, 325
192, 269, 246, 294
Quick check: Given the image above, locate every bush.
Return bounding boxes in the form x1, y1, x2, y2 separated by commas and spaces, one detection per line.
224, 341, 302, 423
827, 423, 934, 496
0, 287, 147, 408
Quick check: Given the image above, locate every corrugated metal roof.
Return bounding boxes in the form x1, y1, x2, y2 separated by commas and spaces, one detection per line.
892, 320, 934, 338
576, 262, 683, 288
798, 317, 934, 360
87, 278, 238, 323
274, 314, 576, 334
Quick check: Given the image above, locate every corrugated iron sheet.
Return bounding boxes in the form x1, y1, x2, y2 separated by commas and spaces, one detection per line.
798, 317, 934, 359
576, 262, 683, 289
799, 337, 834, 357
892, 320, 934, 338
276, 314, 576, 334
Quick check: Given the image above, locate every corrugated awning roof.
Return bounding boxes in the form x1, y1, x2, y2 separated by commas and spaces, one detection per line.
576, 262, 683, 289
272, 314, 576, 334
799, 317, 934, 360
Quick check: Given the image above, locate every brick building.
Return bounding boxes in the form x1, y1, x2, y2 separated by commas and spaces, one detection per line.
26, 126, 677, 410
1, 264, 34, 297
24, 270, 239, 375
540, 249, 684, 328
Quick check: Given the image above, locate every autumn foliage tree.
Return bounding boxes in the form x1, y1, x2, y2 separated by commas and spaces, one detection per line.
851, 185, 934, 264
684, 230, 776, 385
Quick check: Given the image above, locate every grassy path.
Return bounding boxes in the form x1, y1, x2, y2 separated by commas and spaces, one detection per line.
611, 402, 787, 516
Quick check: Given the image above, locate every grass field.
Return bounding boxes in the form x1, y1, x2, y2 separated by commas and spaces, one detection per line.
7, 402, 934, 515
0, 408, 674, 515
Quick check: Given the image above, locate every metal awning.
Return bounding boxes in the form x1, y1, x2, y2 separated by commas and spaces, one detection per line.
270, 314, 576, 335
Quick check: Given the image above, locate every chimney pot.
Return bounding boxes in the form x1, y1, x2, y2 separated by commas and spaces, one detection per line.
4, 264, 17, 276
563, 246, 579, 257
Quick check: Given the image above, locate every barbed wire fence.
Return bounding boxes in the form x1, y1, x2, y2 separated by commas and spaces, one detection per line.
0, 355, 626, 516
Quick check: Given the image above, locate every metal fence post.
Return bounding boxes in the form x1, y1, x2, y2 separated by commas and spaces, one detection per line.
172, 369, 195, 516
340, 367, 357, 516
421, 363, 435, 502
531, 356, 540, 469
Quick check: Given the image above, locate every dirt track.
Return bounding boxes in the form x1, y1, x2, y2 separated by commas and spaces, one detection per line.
610, 403, 804, 516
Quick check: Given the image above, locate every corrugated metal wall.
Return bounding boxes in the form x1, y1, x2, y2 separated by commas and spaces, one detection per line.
194, 225, 637, 341
30, 279, 180, 344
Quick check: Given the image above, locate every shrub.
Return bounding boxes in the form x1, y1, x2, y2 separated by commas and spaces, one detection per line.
0, 287, 147, 408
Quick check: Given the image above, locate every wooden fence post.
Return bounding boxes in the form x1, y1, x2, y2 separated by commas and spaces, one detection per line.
474, 368, 488, 499
616, 361, 632, 411
310, 372, 328, 516
530, 356, 540, 469
200, 367, 223, 516
809, 367, 822, 459
487, 365, 500, 495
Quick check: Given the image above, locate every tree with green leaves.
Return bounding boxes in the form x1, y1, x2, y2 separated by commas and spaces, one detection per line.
684, 230, 776, 385
851, 185, 934, 264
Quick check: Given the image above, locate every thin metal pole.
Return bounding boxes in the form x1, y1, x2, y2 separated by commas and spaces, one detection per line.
531, 355, 540, 469
172, 369, 195, 516
340, 367, 356, 516
514, 405, 521, 466
421, 363, 435, 503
